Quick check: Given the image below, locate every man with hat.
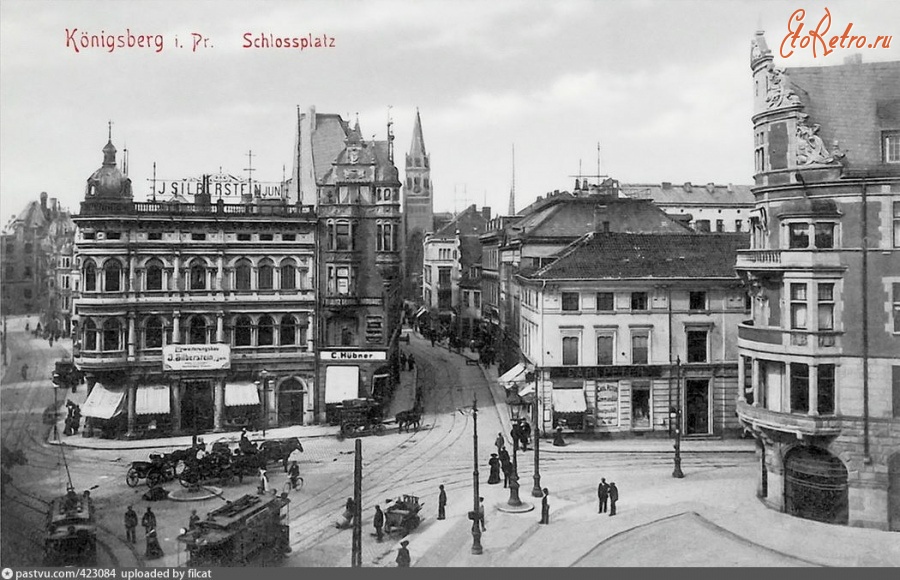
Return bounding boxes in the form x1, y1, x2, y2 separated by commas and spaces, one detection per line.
124, 505, 138, 544
373, 505, 384, 542
396, 540, 411, 567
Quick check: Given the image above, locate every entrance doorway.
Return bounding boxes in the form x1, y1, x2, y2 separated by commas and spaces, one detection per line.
685, 379, 710, 435
181, 381, 214, 433
277, 378, 306, 426
784, 446, 848, 525
889, 453, 900, 532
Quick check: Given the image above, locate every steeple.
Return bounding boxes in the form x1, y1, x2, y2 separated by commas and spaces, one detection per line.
409, 108, 427, 159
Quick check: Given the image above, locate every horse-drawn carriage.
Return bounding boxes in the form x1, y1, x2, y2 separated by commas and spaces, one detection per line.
336, 399, 385, 440
125, 453, 176, 487
383, 494, 423, 535
177, 436, 304, 487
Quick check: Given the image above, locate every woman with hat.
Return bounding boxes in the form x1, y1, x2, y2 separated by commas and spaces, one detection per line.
487, 453, 501, 484
396, 540, 411, 567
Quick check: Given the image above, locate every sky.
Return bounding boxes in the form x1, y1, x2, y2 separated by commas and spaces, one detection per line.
1, 0, 898, 226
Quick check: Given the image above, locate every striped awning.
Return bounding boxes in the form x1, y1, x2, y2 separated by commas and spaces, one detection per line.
81, 384, 126, 420
552, 389, 587, 413
225, 383, 261, 407
136, 385, 170, 415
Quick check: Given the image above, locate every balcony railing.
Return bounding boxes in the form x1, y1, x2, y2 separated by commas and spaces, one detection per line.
737, 249, 781, 264
736, 249, 845, 271
736, 400, 842, 437
738, 322, 842, 351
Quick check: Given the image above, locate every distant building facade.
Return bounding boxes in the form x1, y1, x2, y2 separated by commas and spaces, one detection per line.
736, 34, 900, 530
618, 181, 755, 233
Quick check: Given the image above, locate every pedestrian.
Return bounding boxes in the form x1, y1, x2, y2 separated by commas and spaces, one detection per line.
539, 488, 550, 524
437, 484, 447, 520
20, 364, 28, 381
288, 461, 300, 489
124, 505, 138, 544
477, 496, 486, 531
609, 482, 618, 516
430, 333, 435, 347
553, 426, 566, 447
510, 423, 521, 452
257, 468, 269, 495
499, 449, 512, 488
494, 432, 505, 454
337, 497, 355, 529
487, 453, 501, 484
141, 507, 156, 535
400, 352, 408, 371
188, 509, 200, 529
373, 505, 384, 542
520, 420, 532, 451
72, 405, 81, 434
598, 478, 609, 513
396, 539, 411, 567
145, 527, 164, 559
408, 353, 415, 371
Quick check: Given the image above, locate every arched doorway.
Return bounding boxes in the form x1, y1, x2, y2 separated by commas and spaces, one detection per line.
277, 377, 306, 426
784, 446, 848, 525
889, 453, 900, 532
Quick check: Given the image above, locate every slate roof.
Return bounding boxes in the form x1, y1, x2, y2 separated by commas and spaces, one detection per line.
523, 232, 749, 280
432, 205, 489, 239
619, 182, 754, 206
311, 114, 350, 183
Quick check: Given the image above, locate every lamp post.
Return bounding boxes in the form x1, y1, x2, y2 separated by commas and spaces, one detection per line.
531, 369, 542, 498
469, 394, 483, 555
257, 370, 270, 437
671, 357, 684, 479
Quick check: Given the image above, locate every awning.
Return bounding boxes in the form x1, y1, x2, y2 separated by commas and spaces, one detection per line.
225, 382, 261, 407
325, 366, 360, 404
552, 389, 587, 413
136, 385, 170, 415
414, 306, 428, 318
497, 363, 526, 386
81, 384, 125, 420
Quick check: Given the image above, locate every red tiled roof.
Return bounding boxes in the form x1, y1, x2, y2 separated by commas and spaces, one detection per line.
524, 232, 749, 280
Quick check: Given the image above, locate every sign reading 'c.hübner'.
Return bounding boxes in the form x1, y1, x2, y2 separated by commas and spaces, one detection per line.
163, 344, 232, 371
319, 350, 387, 361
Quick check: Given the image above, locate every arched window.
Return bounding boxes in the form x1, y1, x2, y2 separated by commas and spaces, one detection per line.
104, 260, 123, 292
145, 316, 163, 349
280, 260, 296, 290
83, 260, 97, 292
234, 315, 252, 346
102, 319, 121, 351
235, 259, 252, 291
258, 260, 274, 290
280, 315, 296, 345
188, 316, 208, 345
258, 315, 274, 346
189, 259, 206, 290
83, 319, 98, 350
145, 260, 164, 291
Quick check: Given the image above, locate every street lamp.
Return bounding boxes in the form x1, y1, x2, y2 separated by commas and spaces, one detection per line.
671, 357, 684, 479
461, 394, 483, 555
256, 370, 270, 437
530, 369, 542, 498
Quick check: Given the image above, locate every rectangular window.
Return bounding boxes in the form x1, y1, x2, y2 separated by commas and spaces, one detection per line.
106, 232, 121, 240
789, 223, 810, 249
686, 330, 708, 363
561, 292, 580, 311
631, 382, 651, 429
884, 131, 900, 163
695, 220, 710, 233
260, 233, 273, 241
631, 331, 649, 364
817, 283, 834, 331
83, 232, 96, 240
148, 232, 162, 240
790, 363, 809, 413
716, 219, 725, 233
282, 233, 296, 242
818, 364, 835, 415
893, 366, 900, 418
790, 283, 808, 329
191, 233, 206, 241
814, 223, 835, 249
596, 292, 614, 311
474, 292, 481, 309
735, 220, 743, 232
335, 223, 352, 250
596, 335, 614, 365
630, 292, 648, 311
689, 291, 707, 311
462, 290, 470, 308
562, 336, 579, 366
237, 233, 251, 241
742, 355, 754, 405
894, 202, 900, 248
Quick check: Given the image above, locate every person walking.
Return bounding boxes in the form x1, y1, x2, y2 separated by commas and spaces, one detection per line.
188, 509, 200, 529
145, 526, 164, 559
288, 461, 301, 490
407, 353, 415, 371
499, 448, 512, 488
598, 478, 609, 513
510, 423, 521, 452
520, 419, 532, 451
373, 505, 385, 542
437, 484, 447, 520
124, 505, 138, 544
494, 432, 505, 455
609, 482, 618, 516
396, 540, 411, 567
400, 352, 408, 371
539, 488, 550, 524
257, 468, 269, 495
487, 453, 501, 484
477, 496, 486, 531
20, 364, 28, 381
430, 332, 435, 347
141, 507, 156, 536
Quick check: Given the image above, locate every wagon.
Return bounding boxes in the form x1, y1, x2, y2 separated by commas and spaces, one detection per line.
336, 399, 385, 440
383, 494, 423, 535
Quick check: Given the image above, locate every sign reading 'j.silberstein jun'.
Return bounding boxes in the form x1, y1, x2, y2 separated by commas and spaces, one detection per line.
163, 344, 232, 371
319, 350, 387, 361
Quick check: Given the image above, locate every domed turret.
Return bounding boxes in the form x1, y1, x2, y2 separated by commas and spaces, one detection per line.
84, 133, 132, 200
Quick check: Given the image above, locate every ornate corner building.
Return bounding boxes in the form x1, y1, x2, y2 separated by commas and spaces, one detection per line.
736, 33, 900, 530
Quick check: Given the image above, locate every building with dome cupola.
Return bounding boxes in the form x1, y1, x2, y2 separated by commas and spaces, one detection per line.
735, 32, 900, 531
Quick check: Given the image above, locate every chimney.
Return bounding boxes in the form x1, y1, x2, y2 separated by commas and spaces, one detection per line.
683, 182, 692, 192
727, 183, 734, 193
481, 206, 491, 220
662, 182, 672, 189
40, 191, 48, 210
593, 204, 610, 233
706, 183, 716, 194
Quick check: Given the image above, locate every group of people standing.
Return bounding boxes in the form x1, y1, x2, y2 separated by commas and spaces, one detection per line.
398, 351, 416, 372
124, 505, 163, 559
63, 401, 81, 436
597, 477, 619, 516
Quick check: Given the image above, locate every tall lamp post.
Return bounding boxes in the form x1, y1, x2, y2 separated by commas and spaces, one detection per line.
467, 394, 483, 555
671, 357, 684, 479
530, 369, 542, 498
256, 370, 270, 437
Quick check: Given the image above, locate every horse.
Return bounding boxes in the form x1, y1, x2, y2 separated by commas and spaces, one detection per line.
259, 437, 304, 471
395, 410, 422, 433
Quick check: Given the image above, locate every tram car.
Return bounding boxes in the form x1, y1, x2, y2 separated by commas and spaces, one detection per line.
43, 488, 97, 566
177, 493, 291, 566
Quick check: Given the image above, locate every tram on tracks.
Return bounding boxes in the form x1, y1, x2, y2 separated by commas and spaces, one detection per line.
177, 493, 291, 566
43, 488, 98, 566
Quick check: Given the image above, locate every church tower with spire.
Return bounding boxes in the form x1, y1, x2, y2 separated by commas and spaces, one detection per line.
402, 109, 434, 300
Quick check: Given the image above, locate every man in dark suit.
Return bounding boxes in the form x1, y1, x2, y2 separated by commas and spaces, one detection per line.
609, 482, 619, 516
437, 484, 447, 520
598, 478, 609, 513
539, 488, 550, 524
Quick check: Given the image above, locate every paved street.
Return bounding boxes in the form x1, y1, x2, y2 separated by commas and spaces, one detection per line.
1, 318, 898, 567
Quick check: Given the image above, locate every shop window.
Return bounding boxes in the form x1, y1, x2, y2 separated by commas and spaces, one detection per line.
234, 316, 252, 346
818, 364, 835, 415
258, 260, 274, 290
280, 315, 296, 345
817, 283, 834, 331
258, 316, 274, 346
596, 292, 614, 311
145, 317, 163, 349
102, 319, 121, 351
562, 336, 579, 366
631, 382, 651, 429
104, 260, 123, 292
689, 291, 707, 311
596, 335, 614, 365
631, 331, 649, 364
790, 283, 808, 329
630, 292, 648, 311
235, 259, 251, 291
789, 223, 810, 249
561, 292, 580, 311
686, 330, 708, 363
790, 363, 809, 413
814, 223, 835, 249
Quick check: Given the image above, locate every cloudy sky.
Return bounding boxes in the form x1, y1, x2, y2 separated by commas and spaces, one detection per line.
1, 0, 898, 225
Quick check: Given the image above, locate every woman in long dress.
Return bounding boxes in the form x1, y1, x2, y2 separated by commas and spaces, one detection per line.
487, 453, 501, 484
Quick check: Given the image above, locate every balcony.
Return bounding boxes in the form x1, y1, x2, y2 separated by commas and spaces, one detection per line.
738, 322, 842, 353
737, 400, 842, 438
736, 249, 845, 272
74, 350, 129, 369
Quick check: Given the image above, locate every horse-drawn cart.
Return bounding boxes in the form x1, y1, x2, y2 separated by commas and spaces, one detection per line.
383, 495, 423, 535
336, 399, 385, 440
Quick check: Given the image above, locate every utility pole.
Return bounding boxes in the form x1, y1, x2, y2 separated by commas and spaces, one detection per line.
352, 438, 362, 567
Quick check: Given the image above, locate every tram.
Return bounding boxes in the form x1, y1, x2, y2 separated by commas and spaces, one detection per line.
43, 488, 98, 566
177, 493, 291, 566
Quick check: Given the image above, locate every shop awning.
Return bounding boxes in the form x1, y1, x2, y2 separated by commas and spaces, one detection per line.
225, 383, 261, 407
414, 306, 428, 318
325, 366, 360, 404
81, 384, 125, 420
552, 389, 587, 413
136, 385, 170, 415
497, 363, 526, 386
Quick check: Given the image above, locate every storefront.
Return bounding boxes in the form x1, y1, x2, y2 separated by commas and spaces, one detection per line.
135, 384, 170, 436
551, 387, 587, 431
81, 382, 126, 438
224, 382, 260, 429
